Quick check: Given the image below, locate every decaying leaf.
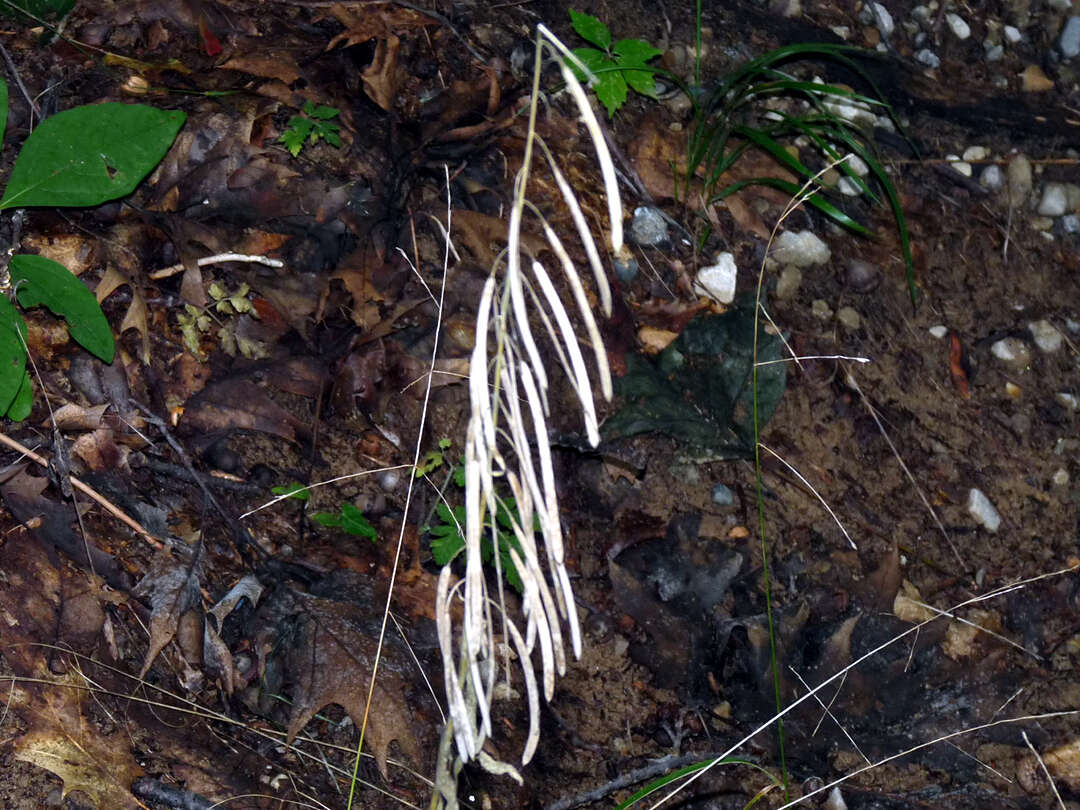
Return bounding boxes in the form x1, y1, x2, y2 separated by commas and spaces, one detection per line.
97, 266, 151, 363
362, 34, 402, 112
132, 546, 204, 678
14, 673, 144, 810
254, 585, 425, 780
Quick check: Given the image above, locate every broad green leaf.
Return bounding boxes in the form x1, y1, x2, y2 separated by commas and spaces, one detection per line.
307, 104, 340, 120
569, 47, 607, 83
10, 254, 115, 362
5, 369, 32, 421
0, 77, 8, 148
0, 295, 28, 415
0, 103, 185, 210
340, 502, 376, 539
593, 66, 628, 117
569, 9, 610, 51
613, 38, 662, 65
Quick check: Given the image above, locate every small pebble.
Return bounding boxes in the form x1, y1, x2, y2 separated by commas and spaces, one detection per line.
967, 488, 1001, 533
837, 306, 861, 329
947, 154, 973, 177
771, 229, 831, 267
1062, 214, 1080, 233
1006, 155, 1033, 206
776, 265, 803, 300
929, 325, 948, 338
1051, 468, 1070, 487
824, 787, 848, 810
837, 176, 863, 196
991, 337, 1032, 367
985, 44, 1004, 61
963, 145, 989, 162
860, 2, 894, 37
980, 164, 1004, 191
946, 13, 971, 40
1020, 64, 1055, 93
712, 483, 735, 506
1056, 392, 1079, 410
915, 48, 941, 68
1004, 25, 1022, 44
1038, 183, 1069, 217
812, 299, 833, 321
694, 252, 738, 304
630, 206, 670, 247
1060, 16, 1080, 58
1029, 319, 1064, 353
1005, 381, 1022, 398
614, 256, 639, 283
844, 258, 880, 292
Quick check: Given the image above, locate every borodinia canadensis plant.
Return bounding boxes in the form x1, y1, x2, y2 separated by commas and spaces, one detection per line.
431, 23, 621, 807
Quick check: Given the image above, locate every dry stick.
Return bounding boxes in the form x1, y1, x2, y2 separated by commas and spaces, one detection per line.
841, 366, 966, 571
1021, 731, 1067, 810
0, 431, 163, 549
147, 252, 284, 280
647, 563, 1080, 809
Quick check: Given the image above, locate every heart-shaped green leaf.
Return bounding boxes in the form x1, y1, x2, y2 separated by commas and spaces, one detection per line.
0, 103, 185, 209
10, 254, 114, 363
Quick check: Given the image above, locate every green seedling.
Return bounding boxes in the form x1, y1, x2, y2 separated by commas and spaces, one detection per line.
568, 9, 662, 117
271, 482, 378, 541
415, 437, 452, 478
279, 101, 342, 157
0, 85, 185, 421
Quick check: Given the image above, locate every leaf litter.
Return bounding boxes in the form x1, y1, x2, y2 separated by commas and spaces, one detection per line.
0, 0, 1079, 808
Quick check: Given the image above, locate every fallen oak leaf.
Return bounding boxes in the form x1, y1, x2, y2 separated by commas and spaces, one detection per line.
132, 546, 204, 678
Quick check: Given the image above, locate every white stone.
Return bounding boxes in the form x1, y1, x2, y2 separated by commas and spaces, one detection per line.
771, 229, 831, 267
1029, 319, 1064, 353
1038, 183, 1069, 217
980, 165, 1004, 191
824, 787, 848, 810
1055, 392, 1079, 410
929, 325, 948, 338
991, 337, 1032, 367
963, 145, 989, 162
947, 155, 973, 177
967, 488, 1001, 533
1060, 16, 1080, 58
1051, 468, 1070, 487
844, 153, 870, 176
1004, 25, 1022, 44
837, 176, 863, 196
693, 252, 738, 304
776, 265, 802, 300
946, 13, 971, 40
861, 2, 894, 37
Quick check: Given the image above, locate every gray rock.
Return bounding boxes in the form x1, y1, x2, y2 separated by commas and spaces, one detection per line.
980, 164, 1005, 191
693, 253, 737, 304
1060, 16, 1080, 58
811, 299, 833, 321
1061, 214, 1080, 233
1037, 182, 1069, 216
630, 206, 669, 247
991, 337, 1032, 367
771, 229, 831, 267
915, 48, 941, 68
1029, 319, 1064, 353
860, 2, 894, 37
711, 483, 735, 506
946, 12, 971, 39
985, 43, 1004, 61
837, 306, 861, 329
1004, 25, 1022, 44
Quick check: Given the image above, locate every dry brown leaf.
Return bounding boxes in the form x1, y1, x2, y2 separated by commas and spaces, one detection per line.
324, 2, 435, 50
14, 672, 144, 810
219, 52, 301, 85
72, 428, 131, 472
48, 403, 112, 431
132, 546, 204, 678
97, 267, 151, 364
179, 377, 309, 443
362, 34, 402, 112
255, 587, 424, 780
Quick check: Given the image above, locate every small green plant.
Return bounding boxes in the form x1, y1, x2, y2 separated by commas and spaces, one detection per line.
279, 101, 342, 157
271, 481, 378, 540
421, 459, 533, 593
414, 437, 452, 479
0, 83, 186, 421
568, 9, 662, 117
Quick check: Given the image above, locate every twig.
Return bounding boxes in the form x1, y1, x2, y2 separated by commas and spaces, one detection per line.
148, 252, 284, 280
0, 431, 163, 549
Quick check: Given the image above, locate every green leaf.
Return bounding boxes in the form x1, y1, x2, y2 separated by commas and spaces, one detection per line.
593, 67, 628, 117
613, 38, 662, 65
0, 77, 8, 148
0, 295, 28, 415
272, 482, 311, 501
438, 438, 452, 450
5, 369, 33, 421
307, 104, 340, 121
0, 103, 185, 210
310, 512, 341, 527
280, 117, 313, 157
339, 502, 377, 540
569, 9, 610, 51
10, 254, 114, 363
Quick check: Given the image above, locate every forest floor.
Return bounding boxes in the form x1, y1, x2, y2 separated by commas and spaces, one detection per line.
0, 0, 1078, 808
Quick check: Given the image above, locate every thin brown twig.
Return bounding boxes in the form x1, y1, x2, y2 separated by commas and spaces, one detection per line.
0, 431, 163, 549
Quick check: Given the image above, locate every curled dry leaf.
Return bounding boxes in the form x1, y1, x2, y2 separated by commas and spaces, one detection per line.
132, 546, 204, 678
